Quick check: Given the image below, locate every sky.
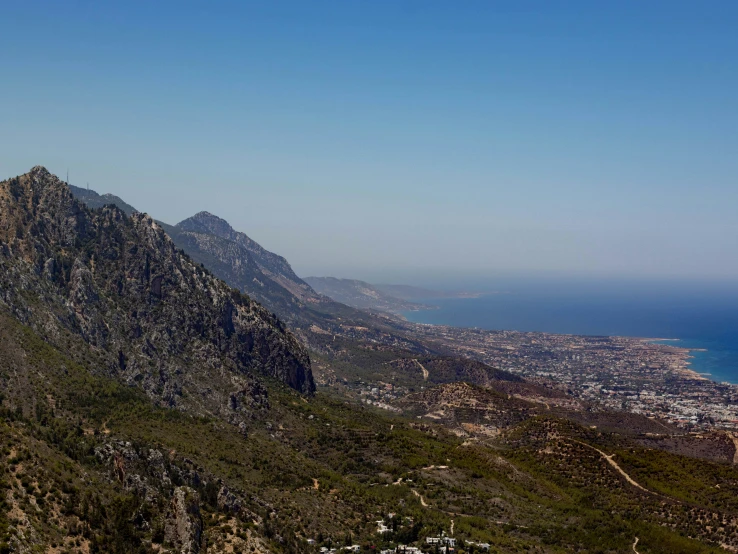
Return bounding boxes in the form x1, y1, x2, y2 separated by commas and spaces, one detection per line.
1, 1, 737, 285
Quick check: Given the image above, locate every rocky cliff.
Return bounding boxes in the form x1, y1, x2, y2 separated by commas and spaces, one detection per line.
0, 167, 314, 416
177, 212, 319, 302
162, 221, 312, 326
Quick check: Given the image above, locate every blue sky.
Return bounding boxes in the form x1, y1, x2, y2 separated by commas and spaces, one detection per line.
1, 1, 737, 283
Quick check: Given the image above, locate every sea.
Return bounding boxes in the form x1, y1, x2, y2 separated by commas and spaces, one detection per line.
402, 278, 738, 385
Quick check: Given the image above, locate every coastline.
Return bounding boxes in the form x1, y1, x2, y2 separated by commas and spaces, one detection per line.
646, 338, 737, 386
644, 338, 713, 383
399, 310, 738, 430
404, 297, 738, 388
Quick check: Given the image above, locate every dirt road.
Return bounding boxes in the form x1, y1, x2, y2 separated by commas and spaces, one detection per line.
414, 359, 429, 380
412, 489, 429, 507
570, 439, 650, 493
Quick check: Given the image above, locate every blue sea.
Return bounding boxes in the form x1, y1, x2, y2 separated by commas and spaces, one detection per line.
403, 279, 738, 384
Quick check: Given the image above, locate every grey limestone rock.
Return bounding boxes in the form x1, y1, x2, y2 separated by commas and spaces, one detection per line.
164, 486, 203, 554
0, 167, 315, 423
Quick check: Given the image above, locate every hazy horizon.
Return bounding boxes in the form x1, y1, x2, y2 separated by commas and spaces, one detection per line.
3, 1, 737, 281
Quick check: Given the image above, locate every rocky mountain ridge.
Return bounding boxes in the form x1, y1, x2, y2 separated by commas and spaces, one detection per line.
177, 211, 319, 303
67, 183, 438, 357
303, 276, 432, 315
68, 183, 137, 215
160, 220, 312, 325
0, 167, 314, 417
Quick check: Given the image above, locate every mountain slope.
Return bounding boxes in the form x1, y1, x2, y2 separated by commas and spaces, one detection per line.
0, 308, 733, 554
68, 183, 138, 215
177, 212, 318, 302
0, 167, 314, 413
161, 221, 314, 324
65, 182, 437, 357
304, 276, 430, 314
64, 183, 314, 324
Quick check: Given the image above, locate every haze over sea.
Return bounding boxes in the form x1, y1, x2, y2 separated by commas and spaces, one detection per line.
403, 278, 738, 385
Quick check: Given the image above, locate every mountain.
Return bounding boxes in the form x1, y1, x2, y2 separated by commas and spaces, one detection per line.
161, 220, 312, 322
3, 300, 729, 554
176, 212, 318, 303
304, 276, 431, 315
66, 183, 437, 363
65, 185, 319, 324
67, 183, 138, 215
0, 167, 314, 411
374, 283, 482, 301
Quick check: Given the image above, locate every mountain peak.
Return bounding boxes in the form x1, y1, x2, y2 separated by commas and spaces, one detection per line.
191, 211, 231, 227
193, 210, 217, 219
0, 171, 315, 399
27, 165, 62, 189
68, 182, 138, 215
29, 165, 51, 176
8, 167, 72, 201
177, 211, 235, 239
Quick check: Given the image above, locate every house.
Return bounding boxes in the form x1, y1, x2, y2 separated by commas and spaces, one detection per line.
426, 535, 455, 547
377, 520, 392, 534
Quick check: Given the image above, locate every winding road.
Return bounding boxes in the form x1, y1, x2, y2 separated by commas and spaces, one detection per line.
729, 432, 738, 465
414, 359, 429, 381
570, 439, 650, 493
412, 489, 429, 507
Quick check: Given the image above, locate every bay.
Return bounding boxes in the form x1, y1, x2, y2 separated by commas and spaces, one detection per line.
403, 281, 738, 384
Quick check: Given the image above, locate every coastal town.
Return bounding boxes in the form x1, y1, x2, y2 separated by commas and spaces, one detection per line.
404, 322, 738, 430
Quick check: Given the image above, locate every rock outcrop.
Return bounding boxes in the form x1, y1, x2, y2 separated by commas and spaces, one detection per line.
176, 211, 318, 303
0, 167, 315, 419
164, 487, 203, 554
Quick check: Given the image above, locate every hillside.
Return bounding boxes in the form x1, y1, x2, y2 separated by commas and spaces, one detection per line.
2, 307, 737, 553
67, 184, 138, 215
40, 167, 738, 552
65, 185, 338, 326
177, 212, 318, 303
160, 220, 313, 323
304, 276, 431, 315
0, 167, 314, 409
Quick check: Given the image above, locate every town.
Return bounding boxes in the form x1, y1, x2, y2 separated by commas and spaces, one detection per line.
403, 322, 738, 430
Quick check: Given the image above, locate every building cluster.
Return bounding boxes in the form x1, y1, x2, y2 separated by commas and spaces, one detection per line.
379, 535, 456, 554
408, 323, 738, 430
305, 542, 361, 553
358, 381, 405, 412
377, 535, 490, 553
370, 518, 491, 554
